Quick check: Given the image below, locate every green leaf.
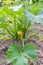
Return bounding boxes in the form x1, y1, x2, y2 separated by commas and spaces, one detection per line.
6, 44, 21, 64
6, 43, 37, 65
0, 23, 8, 29
23, 44, 37, 63
28, 3, 41, 15
13, 55, 28, 65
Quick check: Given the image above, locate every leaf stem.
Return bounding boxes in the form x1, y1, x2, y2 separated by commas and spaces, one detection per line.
22, 38, 24, 48
24, 33, 43, 41
20, 36, 24, 48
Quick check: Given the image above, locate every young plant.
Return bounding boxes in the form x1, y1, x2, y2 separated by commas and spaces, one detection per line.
6, 32, 37, 65
0, 5, 31, 40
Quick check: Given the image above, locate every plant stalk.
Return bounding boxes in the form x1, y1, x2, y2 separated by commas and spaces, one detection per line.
22, 38, 24, 48
24, 33, 43, 41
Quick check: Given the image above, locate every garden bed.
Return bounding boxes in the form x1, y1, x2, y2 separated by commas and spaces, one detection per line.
0, 23, 43, 65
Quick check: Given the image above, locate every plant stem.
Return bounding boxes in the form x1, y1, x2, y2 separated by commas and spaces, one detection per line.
24, 33, 43, 41
6, 29, 14, 39
22, 38, 24, 48
20, 36, 24, 48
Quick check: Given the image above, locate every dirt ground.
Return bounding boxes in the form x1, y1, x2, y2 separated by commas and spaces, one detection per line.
0, 23, 43, 65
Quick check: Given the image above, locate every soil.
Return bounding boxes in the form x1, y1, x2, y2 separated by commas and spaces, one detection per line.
0, 23, 43, 65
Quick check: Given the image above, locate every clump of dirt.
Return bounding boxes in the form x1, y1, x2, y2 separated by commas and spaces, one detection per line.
0, 23, 43, 65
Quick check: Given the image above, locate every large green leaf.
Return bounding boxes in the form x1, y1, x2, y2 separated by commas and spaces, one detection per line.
6, 43, 37, 65
13, 55, 28, 65
23, 44, 37, 63
6, 44, 21, 64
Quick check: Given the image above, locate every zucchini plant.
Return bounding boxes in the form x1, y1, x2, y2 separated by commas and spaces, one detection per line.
6, 33, 37, 65
6, 3, 37, 65
0, 4, 31, 40
0, 1, 43, 65
0, 1, 43, 40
